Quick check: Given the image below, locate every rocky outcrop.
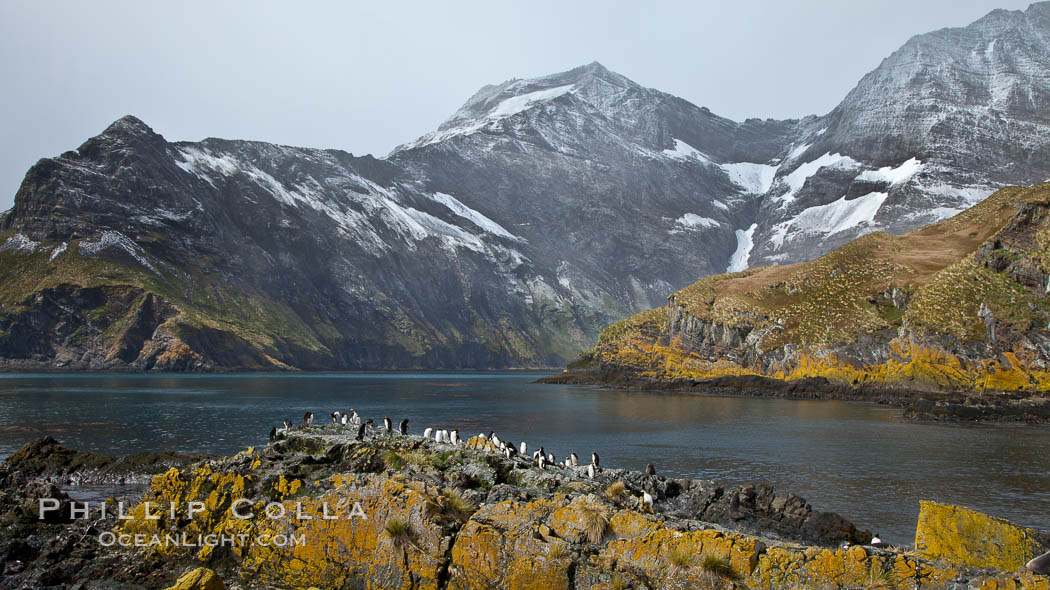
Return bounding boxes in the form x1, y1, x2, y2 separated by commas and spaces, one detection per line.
915, 501, 1049, 571
2, 433, 1048, 589
163, 568, 225, 590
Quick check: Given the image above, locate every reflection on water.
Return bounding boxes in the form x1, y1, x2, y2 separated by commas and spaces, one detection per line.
1, 372, 1048, 545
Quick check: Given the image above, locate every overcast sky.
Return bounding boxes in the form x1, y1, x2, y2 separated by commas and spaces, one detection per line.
0, 0, 1035, 211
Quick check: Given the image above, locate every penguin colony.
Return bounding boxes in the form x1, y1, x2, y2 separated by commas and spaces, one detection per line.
268, 410, 634, 484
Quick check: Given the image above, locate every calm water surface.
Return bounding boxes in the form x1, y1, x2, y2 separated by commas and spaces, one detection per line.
0, 372, 1047, 545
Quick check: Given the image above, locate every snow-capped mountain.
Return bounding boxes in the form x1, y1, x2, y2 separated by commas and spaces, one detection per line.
747, 2, 1050, 265
2, 4, 1050, 370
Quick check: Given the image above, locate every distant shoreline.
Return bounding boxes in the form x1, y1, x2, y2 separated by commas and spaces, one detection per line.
541, 370, 1050, 424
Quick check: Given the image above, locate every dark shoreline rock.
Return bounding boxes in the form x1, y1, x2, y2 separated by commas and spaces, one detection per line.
540, 371, 1050, 424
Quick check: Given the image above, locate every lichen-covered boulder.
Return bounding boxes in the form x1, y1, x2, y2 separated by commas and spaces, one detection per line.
163, 567, 225, 590
915, 501, 1047, 570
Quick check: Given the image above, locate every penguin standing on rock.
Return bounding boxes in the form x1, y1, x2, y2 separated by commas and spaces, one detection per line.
340, 413, 349, 425
520, 441, 528, 457
591, 452, 600, 469
350, 410, 360, 426
587, 464, 595, 479
383, 416, 392, 434
451, 430, 460, 446
283, 419, 293, 432
356, 419, 374, 441
303, 412, 313, 428
331, 411, 341, 425
423, 427, 433, 441
269, 426, 277, 442
538, 455, 547, 470
570, 453, 579, 467
641, 491, 654, 513
399, 419, 409, 435
645, 463, 656, 477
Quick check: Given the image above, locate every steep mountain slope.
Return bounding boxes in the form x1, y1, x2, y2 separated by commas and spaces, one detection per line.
390, 62, 797, 310
0, 117, 596, 369
746, 2, 1050, 266
573, 183, 1050, 394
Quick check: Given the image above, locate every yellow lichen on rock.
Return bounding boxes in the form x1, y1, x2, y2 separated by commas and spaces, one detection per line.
916, 501, 1045, 571
163, 567, 226, 590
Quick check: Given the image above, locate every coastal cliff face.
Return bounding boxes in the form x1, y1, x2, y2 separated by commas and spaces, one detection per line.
577, 184, 1050, 403
1, 432, 1047, 589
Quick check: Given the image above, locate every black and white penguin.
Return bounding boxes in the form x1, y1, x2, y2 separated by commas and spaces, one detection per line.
570, 453, 579, 467
423, 427, 433, 441
450, 429, 460, 446
383, 416, 392, 434
591, 452, 600, 468
491, 434, 501, 448
349, 409, 360, 426
645, 463, 656, 477
283, 419, 293, 431
547, 452, 556, 464
331, 411, 341, 425
399, 419, 409, 435
303, 412, 313, 428
641, 491, 654, 512
870, 533, 888, 548
587, 464, 595, 479
520, 441, 528, 456
538, 455, 547, 470
269, 426, 277, 442
356, 418, 374, 441
340, 413, 349, 425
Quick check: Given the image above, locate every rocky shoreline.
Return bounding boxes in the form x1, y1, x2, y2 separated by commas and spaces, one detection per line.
541, 370, 1050, 424
0, 426, 1048, 589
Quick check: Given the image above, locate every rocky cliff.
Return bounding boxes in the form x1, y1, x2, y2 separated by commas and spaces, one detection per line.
561, 183, 1050, 411
1, 430, 1047, 589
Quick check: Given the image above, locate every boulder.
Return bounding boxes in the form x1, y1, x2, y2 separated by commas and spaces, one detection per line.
163, 567, 225, 590
915, 500, 1046, 570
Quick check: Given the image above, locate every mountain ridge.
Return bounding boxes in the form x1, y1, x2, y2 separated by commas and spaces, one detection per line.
3, 4, 1050, 370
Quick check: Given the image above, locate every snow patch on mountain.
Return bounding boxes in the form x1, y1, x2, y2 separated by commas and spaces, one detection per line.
0, 233, 39, 254
727, 224, 757, 272
491, 85, 575, 119
671, 213, 719, 233
49, 242, 67, 262
721, 161, 779, 194
78, 230, 158, 273
856, 158, 924, 185
175, 147, 241, 186
777, 153, 861, 204
402, 84, 576, 149
785, 192, 888, 238
432, 192, 519, 240
663, 139, 711, 162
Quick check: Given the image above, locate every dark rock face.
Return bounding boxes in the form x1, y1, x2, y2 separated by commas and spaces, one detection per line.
4, 5, 1050, 370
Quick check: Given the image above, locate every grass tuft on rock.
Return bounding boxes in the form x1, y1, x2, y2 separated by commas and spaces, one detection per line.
699, 554, 739, 581
577, 500, 611, 544
605, 481, 627, 501
382, 517, 412, 548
